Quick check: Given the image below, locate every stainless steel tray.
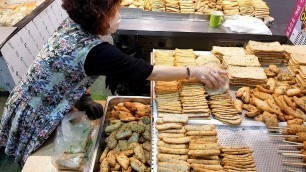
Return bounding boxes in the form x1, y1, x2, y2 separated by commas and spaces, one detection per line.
150, 49, 293, 125
90, 96, 151, 172
215, 125, 306, 172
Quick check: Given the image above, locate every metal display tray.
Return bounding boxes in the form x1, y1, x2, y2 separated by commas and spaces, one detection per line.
89, 96, 151, 172
150, 49, 305, 171
150, 49, 295, 125
151, 100, 306, 172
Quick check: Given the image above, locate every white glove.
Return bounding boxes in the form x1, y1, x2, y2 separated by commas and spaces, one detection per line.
189, 66, 228, 89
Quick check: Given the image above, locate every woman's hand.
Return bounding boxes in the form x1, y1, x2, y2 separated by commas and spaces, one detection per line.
79, 93, 103, 120
189, 66, 228, 89
147, 66, 228, 89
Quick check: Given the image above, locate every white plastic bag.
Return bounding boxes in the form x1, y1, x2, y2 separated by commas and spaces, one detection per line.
223, 15, 272, 35
52, 111, 94, 171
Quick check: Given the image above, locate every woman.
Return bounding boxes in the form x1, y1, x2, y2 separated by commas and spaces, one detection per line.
0, 0, 227, 165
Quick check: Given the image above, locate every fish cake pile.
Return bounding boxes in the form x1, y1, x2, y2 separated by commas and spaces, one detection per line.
235, 76, 306, 128
246, 40, 285, 65
156, 115, 225, 172
207, 0, 223, 14
196, 54, 221, 67
156, 81, 182, 114
154, 50, 175, 66
179, 80, 211, 118
222, 0, 239, 16
108, 101, 151, 121
193, 0, 208, 14
221, 147, 256, 171
174, 48, 197, 66
222, 55, 261, 69
186, 124, 224, 172
165, 0, 180, 13
286, 52, 306, 88
212, 46, 246, 61
282, 45, 306, 58
121, 0, 144, 8
179, 0, 195, 14
251, 0, 270, 18
156, 114, 191, 171
100, 117, 152, 172
282, 124, 306, 143
238, 0, 254, 16
228, 66, 267, 87
152, 0, 166, 12
209, 93, 242, 126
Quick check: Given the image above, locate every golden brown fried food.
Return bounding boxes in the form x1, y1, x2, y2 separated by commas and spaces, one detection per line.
256, 85, 273, 94
287, 119, 304, 125
243, 104, 260, 118
277, 73, 293, 81
262, 111, 279, 128
242, 87, 250, 103
283, 95, 296, 109
106, 150, 116, 167
296, 109, 306, 121
297, 132, 306, 142
124, 102, 137, 112
269, 65, 280, 74
286, 124, 306, 135
233, 99, 243, 113
274, 85, 289, 95
293, 96, 306, 111
114, 105, 131, 113
273, 94, 285, 111
267, 98, 281, 112
283, 106, 304, 119
253, 90, 272, 100
110, 109, 118, 119
100, 159, 109, 172
264, 68, 277, 77
284, 114, 295, 121
254, 114, 263, 122
116, 154, 130, 170
266, 78, 276, 91
134, 102, 150, 118
135, 109, 150, 118
117, 111, 136, 122
236, 87, 246, 98
287, 88, 302, 97
254, 97, 282, 115
134, 143, 146, 163
130, 157, 146, 172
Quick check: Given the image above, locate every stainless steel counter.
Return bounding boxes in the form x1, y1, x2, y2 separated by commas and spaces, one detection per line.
116, 0, 298, 45
116, 18, 288, 51
118, 19, 231, 35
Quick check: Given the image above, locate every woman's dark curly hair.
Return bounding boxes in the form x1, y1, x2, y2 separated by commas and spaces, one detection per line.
62, 0, 120, 35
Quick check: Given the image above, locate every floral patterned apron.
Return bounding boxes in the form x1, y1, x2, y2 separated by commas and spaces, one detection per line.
0, 18, 103, 164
